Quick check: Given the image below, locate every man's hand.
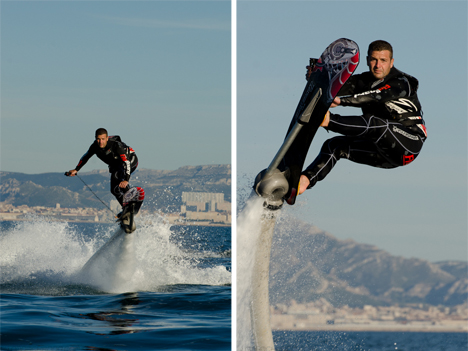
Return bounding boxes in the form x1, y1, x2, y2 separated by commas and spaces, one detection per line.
331, 96, 341, 107
298, 175, 310, 195
119, 180, 129, 188
65, 170, 77, 177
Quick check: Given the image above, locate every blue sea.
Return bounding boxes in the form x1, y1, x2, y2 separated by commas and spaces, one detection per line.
272, 330, 468, 351
0, 216, 231, 350
2, 218, 467, 351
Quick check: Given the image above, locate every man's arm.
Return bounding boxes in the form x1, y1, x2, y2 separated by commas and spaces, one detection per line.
340, 76, 412, 107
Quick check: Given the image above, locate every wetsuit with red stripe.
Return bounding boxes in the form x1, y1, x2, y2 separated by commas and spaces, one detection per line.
302, 67, 427, 189
75, 136, 138, 205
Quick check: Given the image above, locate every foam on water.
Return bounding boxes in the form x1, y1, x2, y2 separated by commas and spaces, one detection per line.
0, 214, 231, 295
0, 218, 92, 283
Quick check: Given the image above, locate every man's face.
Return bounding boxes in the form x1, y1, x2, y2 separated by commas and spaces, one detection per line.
96, 134, 108, 148
367, 50, 394, 80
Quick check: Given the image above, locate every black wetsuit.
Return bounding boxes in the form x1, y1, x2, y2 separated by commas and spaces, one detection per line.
302, 67, 427, 189
75, 136, 138, 205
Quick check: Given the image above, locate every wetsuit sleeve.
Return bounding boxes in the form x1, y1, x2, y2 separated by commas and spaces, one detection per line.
75, 144, 96, 171
340, 76, 413, 107
115, 142, 132, 181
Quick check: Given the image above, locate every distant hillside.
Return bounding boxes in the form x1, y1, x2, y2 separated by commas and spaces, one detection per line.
0, 165, 231, 212
269, 217, 467, 308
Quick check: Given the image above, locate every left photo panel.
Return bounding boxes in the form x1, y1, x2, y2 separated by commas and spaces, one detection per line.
0, 1, 232, 350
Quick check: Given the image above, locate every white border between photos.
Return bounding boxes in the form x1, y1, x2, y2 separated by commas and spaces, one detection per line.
231, 0, 237, 350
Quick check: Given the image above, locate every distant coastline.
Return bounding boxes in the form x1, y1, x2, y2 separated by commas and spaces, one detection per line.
271, 302, 468, 333
273, 323, 468, 333
0, 203, 231, 227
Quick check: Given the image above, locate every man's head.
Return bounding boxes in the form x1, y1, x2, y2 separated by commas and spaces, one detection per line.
95, 128, 108, 149
367, 40, 394, 80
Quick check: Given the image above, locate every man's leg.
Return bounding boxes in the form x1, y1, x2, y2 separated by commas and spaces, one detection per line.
328, 113, 425, 149
301, 136, 393, 189
301, 114, 425, 191
110, 169, 130, 206
111, 154, 139, 206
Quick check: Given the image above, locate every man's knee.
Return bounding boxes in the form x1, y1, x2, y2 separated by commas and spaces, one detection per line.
322, 137, 350, 159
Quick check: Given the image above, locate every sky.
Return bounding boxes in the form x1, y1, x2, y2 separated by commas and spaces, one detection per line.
1, 1, 231, 173
0, 1, 466, 263
237, 0, 467, 262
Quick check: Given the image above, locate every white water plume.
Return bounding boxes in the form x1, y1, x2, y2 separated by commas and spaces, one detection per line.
237, 195, 279, 350
77, 227, 137, 293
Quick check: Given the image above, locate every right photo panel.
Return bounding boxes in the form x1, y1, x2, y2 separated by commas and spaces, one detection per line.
236, 1, 467, 350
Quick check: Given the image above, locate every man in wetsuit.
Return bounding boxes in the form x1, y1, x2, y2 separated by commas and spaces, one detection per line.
297, 40, 427, 196
66, 128, 139, 207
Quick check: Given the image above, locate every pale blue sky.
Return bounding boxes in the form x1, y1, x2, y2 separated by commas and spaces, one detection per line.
1, 1, 231, 173
237, 1, 467, 262
1, 1, 466, 262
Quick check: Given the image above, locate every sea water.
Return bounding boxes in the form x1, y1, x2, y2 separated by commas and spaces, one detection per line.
273, 330, 467, 351
0, 215, 231, 350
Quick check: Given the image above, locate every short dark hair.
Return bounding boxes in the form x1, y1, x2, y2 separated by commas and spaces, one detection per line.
95, 128, 108, 138
368, 40, 393, 59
